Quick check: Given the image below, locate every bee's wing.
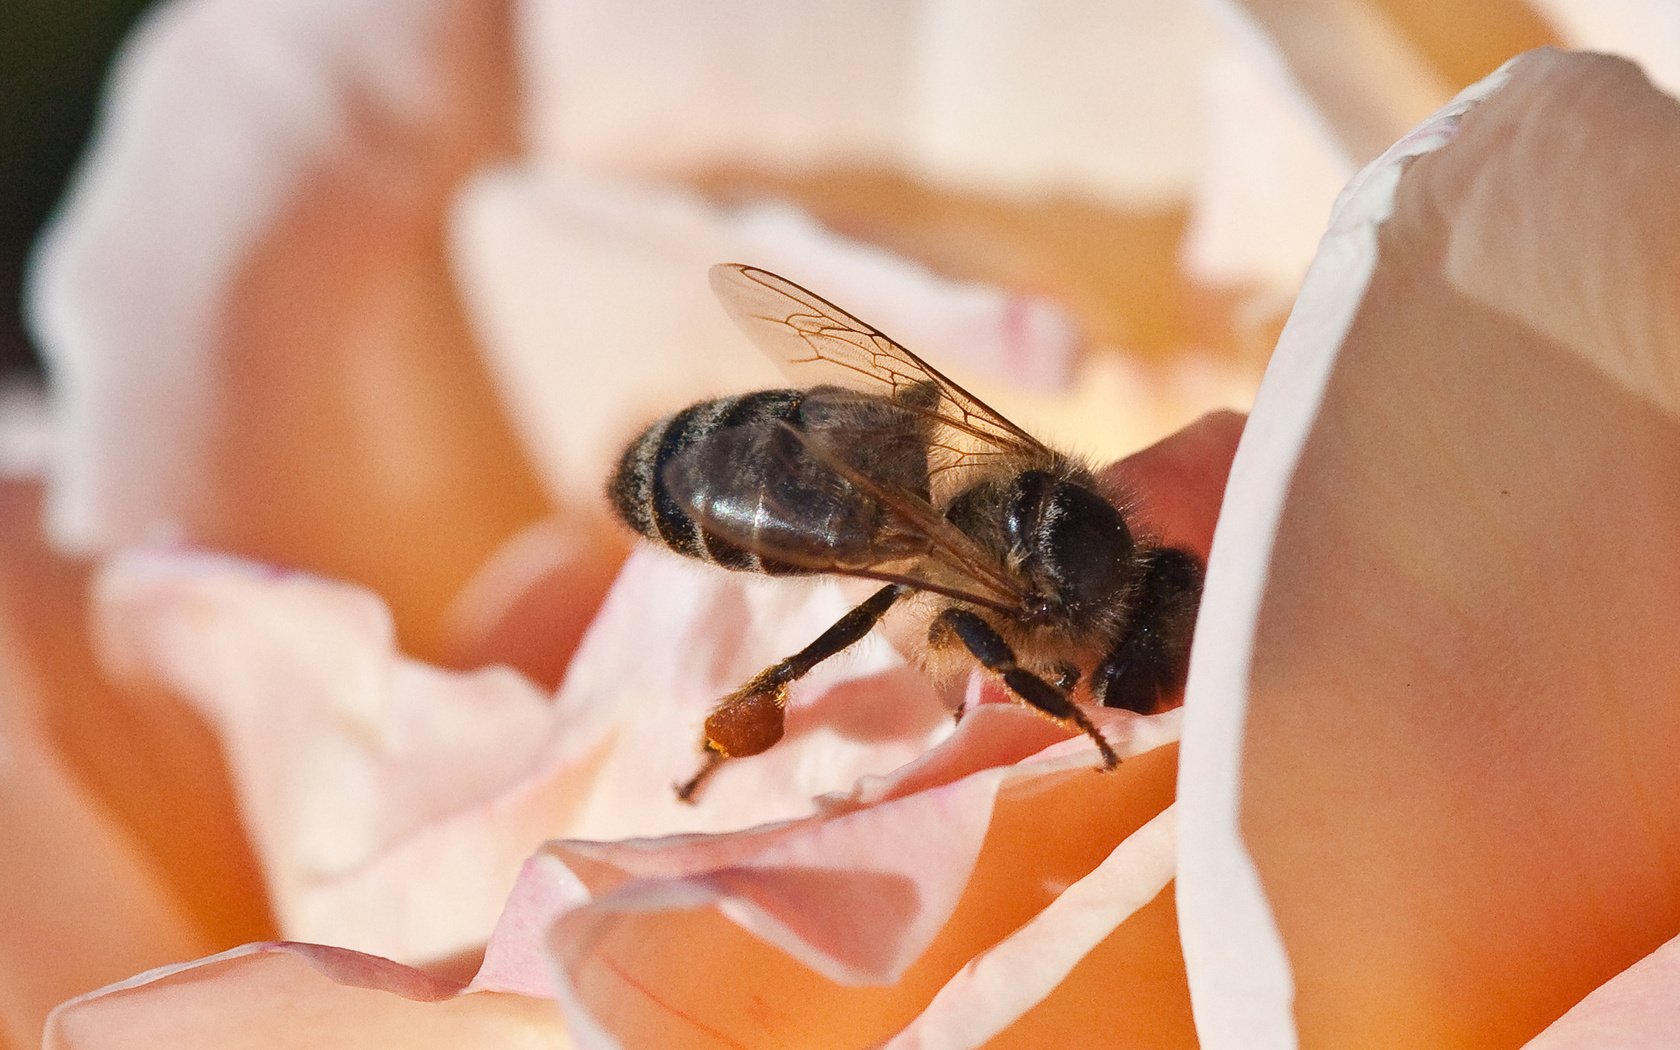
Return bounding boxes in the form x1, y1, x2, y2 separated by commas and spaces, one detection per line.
662, 415, 1034, 616
709, 264, 1055, 486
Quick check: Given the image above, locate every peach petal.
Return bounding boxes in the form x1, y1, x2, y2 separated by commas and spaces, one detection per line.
1176, 57, 1517, 1048
1524, 934, 1680, 1048
1187, 50, 1680, 1048
0, 716, 213, 1049
93, 547, 556, 963
880, 805, 1177, 1049
1, 475, 271, 938
42, 942, 568, 1050
520, 0, 1221, 203
486, 732, 1182, 1047
30, 0, 546, 657
449, 168, 1082, 516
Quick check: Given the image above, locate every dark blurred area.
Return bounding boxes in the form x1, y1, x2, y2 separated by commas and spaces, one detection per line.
2, 0, 158, 377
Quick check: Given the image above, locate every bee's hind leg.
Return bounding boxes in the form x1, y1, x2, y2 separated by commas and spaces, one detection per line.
677, 583, 909, 803
932, 608, 1119, 768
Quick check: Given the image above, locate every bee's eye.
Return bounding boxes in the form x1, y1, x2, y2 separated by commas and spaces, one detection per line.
1016, 478, 1135, 614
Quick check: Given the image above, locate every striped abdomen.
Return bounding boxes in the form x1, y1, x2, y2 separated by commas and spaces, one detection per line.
609, 389, 812, 574
608, 386, 935, 576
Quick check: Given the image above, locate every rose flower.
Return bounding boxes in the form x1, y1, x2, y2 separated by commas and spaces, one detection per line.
5, 1, 1679, 1048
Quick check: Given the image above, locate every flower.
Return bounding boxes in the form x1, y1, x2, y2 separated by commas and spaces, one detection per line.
10, 3, 1680, 1050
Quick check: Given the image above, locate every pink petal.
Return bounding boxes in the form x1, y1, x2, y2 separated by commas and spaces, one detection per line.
479, 720, 1183, 1046
42, 942, 565, 1050
29, 0, 546, 656
1183, 50, 1680, 1047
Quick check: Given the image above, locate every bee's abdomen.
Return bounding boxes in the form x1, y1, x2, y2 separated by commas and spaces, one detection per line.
608, 389, 807, 574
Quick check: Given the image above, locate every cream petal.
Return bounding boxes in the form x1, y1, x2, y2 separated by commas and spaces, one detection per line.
1209, 0, 1449, 163
1183, 50, 1680, 1048
1520, 0, 1680, 98
1189, 1, 1560, 309
449, 168, 1082, 515
1208, 0, 1563, 162
519, 0, 919, 178
1180, 46, 1353, 304
41, 942, 568, 1050
519, 0, 1222, 203
903, 0, 1221, 202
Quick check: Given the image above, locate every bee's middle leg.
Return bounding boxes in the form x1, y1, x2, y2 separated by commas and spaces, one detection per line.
931, 607, 1119, 768
678, 582, 909, 803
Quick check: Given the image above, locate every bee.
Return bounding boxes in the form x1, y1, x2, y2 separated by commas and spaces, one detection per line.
609, 264, 1203, 802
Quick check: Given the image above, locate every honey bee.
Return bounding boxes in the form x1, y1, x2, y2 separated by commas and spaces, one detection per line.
609, 265, 1202, 802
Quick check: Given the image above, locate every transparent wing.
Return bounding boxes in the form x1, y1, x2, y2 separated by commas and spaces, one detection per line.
708, 264, 1056, 488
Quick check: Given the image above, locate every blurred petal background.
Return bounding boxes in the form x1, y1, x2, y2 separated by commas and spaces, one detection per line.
4, 2, 1679, 1049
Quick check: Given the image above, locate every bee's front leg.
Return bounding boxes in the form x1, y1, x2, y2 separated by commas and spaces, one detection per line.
677, 583, 909, 803
930, 607, 1119, 768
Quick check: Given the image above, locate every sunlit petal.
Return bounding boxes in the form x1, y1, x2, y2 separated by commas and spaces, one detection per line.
1182, 50, 1680, 1047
